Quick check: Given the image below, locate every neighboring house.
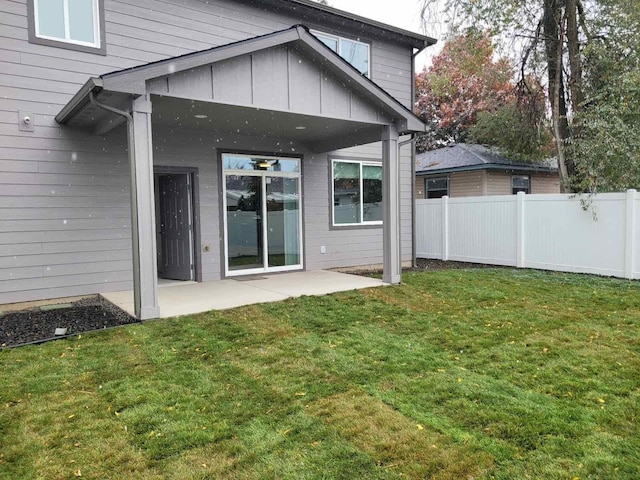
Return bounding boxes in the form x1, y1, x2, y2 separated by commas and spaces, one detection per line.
415, 143, 560, 198
0, 0, 436, 318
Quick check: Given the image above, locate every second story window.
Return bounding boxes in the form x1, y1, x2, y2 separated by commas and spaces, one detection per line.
313, 31, 370, 77
33, 0, 101, 49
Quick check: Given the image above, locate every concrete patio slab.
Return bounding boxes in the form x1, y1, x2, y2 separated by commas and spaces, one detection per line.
240, 270, 384, 297
102, 270, 385, 319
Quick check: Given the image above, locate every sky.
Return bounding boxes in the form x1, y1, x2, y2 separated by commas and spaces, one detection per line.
326, 0, 446, 72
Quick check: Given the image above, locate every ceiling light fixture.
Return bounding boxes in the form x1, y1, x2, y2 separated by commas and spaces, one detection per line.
194, 114, 208, 119
295, 125, 306, 130
257, 159, 280, 170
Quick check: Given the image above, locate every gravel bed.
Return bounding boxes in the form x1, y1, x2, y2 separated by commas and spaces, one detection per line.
0, 296, 138, 349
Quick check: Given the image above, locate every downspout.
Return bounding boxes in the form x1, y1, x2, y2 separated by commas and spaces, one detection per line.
406, 38, 436, 268
409, 48, 421, 268
89, 92, 142, 317
398, 135, 416, 269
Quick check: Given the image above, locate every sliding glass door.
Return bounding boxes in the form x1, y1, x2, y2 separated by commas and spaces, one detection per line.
223, 154, 302, 275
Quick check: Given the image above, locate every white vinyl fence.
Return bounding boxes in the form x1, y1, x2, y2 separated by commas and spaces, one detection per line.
416, 190, 639, 279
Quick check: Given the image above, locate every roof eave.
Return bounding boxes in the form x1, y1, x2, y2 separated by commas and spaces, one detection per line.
278, 0, 437, 49
295, 27, 426, 132
417, 163, 558, 175
57, 26, 426, 134
55, 77, 103, 124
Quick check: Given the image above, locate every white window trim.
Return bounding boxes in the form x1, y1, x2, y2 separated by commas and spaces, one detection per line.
311, 30, 371, 78
221, 153, 304, 277
425, 176, 450, 199
33, 0, 101, 48
331, 159, 383, 227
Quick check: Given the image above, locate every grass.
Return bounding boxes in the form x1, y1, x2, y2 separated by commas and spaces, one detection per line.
1, 268, 639, 479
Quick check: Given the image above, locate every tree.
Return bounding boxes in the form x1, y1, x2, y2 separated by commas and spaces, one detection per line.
419, 0, 588, 191
419, 0, 640, 192
414, 30, 515, 152
566, 0, 640, 192
414, 30, 548, 160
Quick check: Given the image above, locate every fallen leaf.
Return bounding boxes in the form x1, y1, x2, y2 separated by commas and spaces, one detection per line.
416, 424, 424, 430
73, 470, 82, 477
294, 392, 306, 396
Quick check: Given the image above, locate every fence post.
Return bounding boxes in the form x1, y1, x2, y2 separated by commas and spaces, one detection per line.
625, 189, 637, 279
516, 192, 525, 268
441, 195, 449, 261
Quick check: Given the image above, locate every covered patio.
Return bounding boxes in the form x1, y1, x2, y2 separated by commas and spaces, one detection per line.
56, 25, 425, 320
102, 270, 384, 319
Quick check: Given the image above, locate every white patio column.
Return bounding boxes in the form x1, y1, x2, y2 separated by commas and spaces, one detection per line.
128, 95, 159, 319
382, 124, 401, 284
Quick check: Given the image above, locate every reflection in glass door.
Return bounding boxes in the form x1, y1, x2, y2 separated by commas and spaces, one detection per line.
225, 175, 263, 272
223, 154, 302, 275
266, 177, 300, 268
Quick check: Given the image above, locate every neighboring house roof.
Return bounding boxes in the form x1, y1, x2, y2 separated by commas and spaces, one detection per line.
415, 144, 558, 175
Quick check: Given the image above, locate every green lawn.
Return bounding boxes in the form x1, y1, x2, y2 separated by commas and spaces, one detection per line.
1, 269, 639, 479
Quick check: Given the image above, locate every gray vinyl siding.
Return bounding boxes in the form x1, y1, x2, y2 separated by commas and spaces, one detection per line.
304, 138, 413, 270
0, 0, 415, 304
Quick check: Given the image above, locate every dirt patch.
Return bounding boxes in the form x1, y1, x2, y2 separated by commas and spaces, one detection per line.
413, 258, 504, 271
0, 296, 137, 349
348, 259, 502, 278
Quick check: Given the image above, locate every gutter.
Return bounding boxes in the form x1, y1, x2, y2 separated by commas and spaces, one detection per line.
279, 0, 437, 49
408, 41, 433, 268
55, 77, 103, 124
416, 163, 559, 176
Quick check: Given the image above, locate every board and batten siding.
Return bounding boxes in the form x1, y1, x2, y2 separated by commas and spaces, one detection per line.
0, 0, 415, 304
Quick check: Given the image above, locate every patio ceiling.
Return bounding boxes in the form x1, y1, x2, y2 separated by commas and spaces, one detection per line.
150, 97, 386, 152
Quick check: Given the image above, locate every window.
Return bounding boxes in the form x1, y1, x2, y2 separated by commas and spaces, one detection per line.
512, 175, 530, 194
332, 160, 382, 226
29, 0, 104, 54
313, 31, 370, 77
425, 177, 449, 199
